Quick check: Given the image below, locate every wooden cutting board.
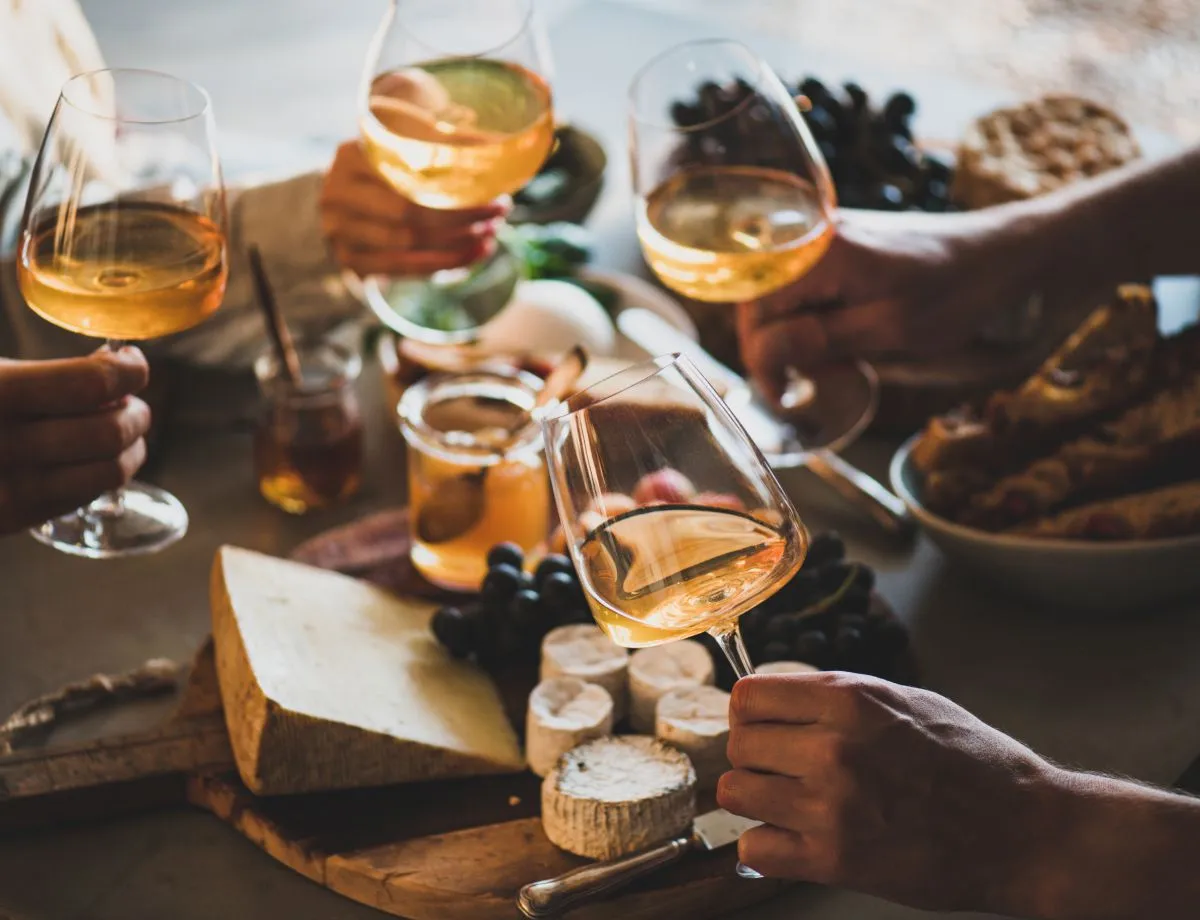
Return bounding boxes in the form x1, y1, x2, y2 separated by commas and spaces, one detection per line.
1, 510, 790, 920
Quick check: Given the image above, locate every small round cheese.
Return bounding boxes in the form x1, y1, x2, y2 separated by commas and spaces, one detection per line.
655, 685, 731, 789
541, 735, 696, 860
478, 280, 617, 358
628, 640, 715, 734
540, 625, 630, 722
755, 661, 821, 675
526, 677, 614, 778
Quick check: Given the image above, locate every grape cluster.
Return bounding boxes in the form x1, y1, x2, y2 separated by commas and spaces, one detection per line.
701, 532, 911, 688
669, 75, 955, 212
430, 543, 591, 665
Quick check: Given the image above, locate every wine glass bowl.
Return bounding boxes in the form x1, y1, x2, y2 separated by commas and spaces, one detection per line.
629, 40, 836, 303
17, 69, 227, 557
359, 0, 554, 210
542, 354, 808, 671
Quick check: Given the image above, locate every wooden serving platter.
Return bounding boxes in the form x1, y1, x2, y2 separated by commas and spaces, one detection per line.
1, 510, 790, 920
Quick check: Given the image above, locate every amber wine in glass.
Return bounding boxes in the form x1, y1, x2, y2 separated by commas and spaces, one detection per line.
630, 40, 836, 303
17, 69, 228, 558
543, 354, 807, 664
362, 57, 554, 210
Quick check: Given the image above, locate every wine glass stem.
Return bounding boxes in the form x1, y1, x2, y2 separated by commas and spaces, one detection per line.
709, 623, 755, 679
83, 338, 130, 542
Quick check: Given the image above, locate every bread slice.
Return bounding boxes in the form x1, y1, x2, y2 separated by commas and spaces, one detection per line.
960, 372, 1200, 530
912, 285, 1159, 478
1011, 480, 1200, 541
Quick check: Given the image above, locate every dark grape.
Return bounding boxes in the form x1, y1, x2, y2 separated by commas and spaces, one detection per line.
842, 82, 869, 113
482, 564, 522, 605
486, 542, 525, 571
698, 81, 726, 118
510, 589, 543, 631
807, 531, 846, 568
833, 625, 865, 659
541, 572, 581, 612
764, 615, 792, 644
875, 619, 910, 654
432, 606, 474, 658
561, 607, 594, 626
875, 183, 906, 211
741, 608, 766, 638
804, 105, 838, 140
921, 179, 952, 212
852, 565, 876, 593
819, 562, 854, 593
837, 586, 872, 617
798, 77, 831, 107
762, 640, 791, 662
793, 630, 830, 666
882, 136, 922, 178
536, 554, 575, 586
835, 614, 868, 633
671, 101, 703, 127
922, 152, 953, 183
883, 91, 916, 123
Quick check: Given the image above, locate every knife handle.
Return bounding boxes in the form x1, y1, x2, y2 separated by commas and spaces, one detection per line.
805, 451, 915, 538
516, 836, 693, 918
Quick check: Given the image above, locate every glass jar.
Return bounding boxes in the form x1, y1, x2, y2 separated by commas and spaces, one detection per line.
254, 341, 364, 514
399, 369, 550, 592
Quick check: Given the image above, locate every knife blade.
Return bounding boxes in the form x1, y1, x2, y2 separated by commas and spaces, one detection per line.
517, 808, 760, 918
617, 308, 914, 536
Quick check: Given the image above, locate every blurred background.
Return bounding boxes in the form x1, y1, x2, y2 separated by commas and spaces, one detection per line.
78, 0, 1199, 156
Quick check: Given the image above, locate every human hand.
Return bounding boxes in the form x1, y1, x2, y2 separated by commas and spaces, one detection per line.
717, 672, 1055, 914
0, 348, 151, 535
320, 140, 509, 277
737, 208, 1037, 401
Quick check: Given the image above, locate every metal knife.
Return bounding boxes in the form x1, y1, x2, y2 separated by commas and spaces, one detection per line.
516, 809, 760, 918
617, 308, 914, 537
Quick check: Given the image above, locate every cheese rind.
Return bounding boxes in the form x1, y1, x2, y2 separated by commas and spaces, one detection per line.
755, 661, 820, 675
540, 625, 630, 722
210, 545, 524, 795
541, 735, 696, 860
655, 685, 731, 789
526, 677, 614, 777
628, 640, 715, 733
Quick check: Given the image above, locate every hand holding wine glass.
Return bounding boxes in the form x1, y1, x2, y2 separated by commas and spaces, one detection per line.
17, 69, 228, 557
630, 40, 836, 304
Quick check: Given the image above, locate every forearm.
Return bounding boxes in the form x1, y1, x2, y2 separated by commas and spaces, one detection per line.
997, 146, 1200, 294
1003, 767, 1200, 920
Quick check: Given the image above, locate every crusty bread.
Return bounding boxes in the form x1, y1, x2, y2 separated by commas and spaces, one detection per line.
911, 285, 1160, 516
953, 94, 1140, 210
1010, 480, 1200, 542
960, 373, 1200, 531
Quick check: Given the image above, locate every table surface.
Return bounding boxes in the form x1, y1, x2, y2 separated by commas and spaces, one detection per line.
4, 3, 1200, 920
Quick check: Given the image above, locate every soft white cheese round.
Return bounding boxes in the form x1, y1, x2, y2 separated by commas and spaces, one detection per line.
477, 279, 617, 358
541, 735, 696, 860
755, 661, 820, 675
526, 677, 614, 778
655, 685, 731, 789
540, 624, 630, 722
628, 640, 715, 734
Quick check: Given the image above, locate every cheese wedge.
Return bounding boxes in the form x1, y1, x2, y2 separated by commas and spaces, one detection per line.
526, 677, 613, 777
656, 685, 731, 789
542, 735, 696, 860
210, 545, 524, 795
628, 640, 715, 733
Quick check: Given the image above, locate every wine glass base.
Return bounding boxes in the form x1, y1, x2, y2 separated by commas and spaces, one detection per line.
30, 482, 189, 559
735, 863, 764, 879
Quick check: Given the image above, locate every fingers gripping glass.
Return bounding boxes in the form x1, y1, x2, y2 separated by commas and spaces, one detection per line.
17, 69, 228, 558
356, 0, 554, 342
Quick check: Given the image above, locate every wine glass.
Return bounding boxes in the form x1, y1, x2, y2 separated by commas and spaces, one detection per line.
17, 69, 228, 558
629, 39, 836, 304
542, 353, 808, 675
356, 0, 554, 341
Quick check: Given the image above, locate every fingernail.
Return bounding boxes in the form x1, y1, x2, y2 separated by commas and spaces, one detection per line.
113, 346, 146, 365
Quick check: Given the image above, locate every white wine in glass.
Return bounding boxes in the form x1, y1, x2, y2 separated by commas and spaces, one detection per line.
17, 69, 228, 558
356, 0, 554, 342
630, 40, 836, 303
542, 355, 808, 668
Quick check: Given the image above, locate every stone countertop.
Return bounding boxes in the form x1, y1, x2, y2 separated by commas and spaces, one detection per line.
3, 3, 1200, 920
